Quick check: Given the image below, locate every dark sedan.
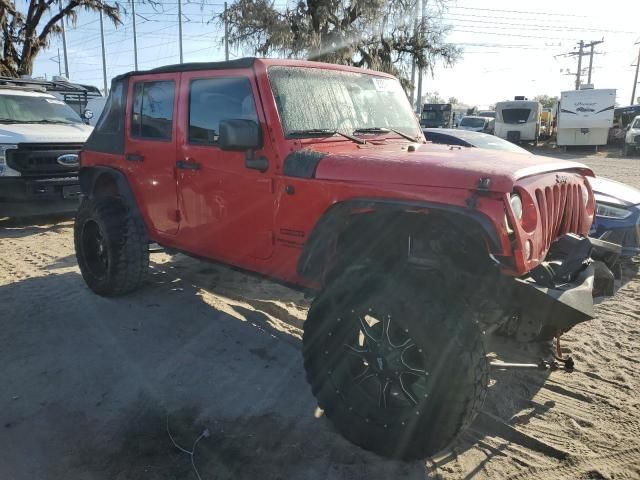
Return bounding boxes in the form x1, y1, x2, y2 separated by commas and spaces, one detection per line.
423, 128, 640, 257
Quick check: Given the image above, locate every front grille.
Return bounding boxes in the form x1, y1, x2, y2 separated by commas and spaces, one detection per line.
534, 182, 587, 253
6, 143, 83, 177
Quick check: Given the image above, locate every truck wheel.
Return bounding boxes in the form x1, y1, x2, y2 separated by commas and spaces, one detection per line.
74, 196, 149, 296
303, 270, 488, 460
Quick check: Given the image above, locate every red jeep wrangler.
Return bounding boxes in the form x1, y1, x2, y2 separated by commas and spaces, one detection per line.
74, 58, 618, 459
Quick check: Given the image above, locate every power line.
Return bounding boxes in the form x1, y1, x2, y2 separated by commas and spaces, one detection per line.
448, 5, 590, 18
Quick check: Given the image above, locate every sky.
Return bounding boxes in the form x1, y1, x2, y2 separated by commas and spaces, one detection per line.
29, 0, 640, 108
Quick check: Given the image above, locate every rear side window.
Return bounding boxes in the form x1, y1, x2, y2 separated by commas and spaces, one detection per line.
84, 77, 128, 154
188, 77, 257, 145
130, 81, 175, 140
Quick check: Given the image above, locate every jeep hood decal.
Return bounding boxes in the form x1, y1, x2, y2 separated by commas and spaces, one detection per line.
312, 144, 593, 193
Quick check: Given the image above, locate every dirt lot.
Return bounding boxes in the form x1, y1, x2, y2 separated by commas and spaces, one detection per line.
1, 149, 639, 480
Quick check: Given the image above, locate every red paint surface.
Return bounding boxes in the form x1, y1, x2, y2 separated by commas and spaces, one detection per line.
82, 58, 594, 288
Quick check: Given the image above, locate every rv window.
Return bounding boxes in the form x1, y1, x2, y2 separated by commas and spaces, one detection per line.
501, 109, 531, 124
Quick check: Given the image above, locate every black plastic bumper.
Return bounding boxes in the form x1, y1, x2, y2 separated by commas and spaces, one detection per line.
513, 234, 620, 340
0, 177, 81, 217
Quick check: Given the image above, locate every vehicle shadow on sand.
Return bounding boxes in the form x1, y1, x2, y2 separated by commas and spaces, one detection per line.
0, 214, 74, 238
0, 252, 570, 479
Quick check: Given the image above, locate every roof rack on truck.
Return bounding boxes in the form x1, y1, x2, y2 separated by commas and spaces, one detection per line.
0, 76, 102, 117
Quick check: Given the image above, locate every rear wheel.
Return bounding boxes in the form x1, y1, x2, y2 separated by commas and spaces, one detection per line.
303, 269, 488, 460
74, 196, 149, 296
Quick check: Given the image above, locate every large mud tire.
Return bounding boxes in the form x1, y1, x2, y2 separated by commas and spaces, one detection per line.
303, 268, 488, 460
74, 196, 149, 296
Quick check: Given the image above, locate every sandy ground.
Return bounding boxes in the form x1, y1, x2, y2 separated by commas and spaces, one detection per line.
1, 149, 639, 479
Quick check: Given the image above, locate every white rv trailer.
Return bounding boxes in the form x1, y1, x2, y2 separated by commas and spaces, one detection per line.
557, 88, 616, 147
494, 99, 542, 143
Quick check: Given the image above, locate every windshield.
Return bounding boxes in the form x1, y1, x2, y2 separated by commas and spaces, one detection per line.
459, 117, 486, 128
0, 94, 83, 124
268, 66, 420, 138
633, 119, 640, 129
467, 133, 530, 153
501, 108, 532, 124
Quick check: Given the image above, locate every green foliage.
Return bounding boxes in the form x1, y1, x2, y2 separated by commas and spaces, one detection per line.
220, 0, 460, 87
0, 0, 122, 76
533, 94, 559, 109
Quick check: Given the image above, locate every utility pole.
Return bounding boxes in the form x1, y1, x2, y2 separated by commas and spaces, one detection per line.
410, 0, 418, 108
57, 49, 62, 75
99, 10, 108, 95
59, 0, 69, 78
131, 0, 139, 70
632, 42, 640, 105
587, 39, 603, 85
575, 40, 584, 90
415, 0, 426, 112
224, 2, 229, 61
178, 0, 183, 63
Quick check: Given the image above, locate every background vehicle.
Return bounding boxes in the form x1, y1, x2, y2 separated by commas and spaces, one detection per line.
557, 88, 616, 148
420, 103, 453, 128
494, 98, 542, 143
622, 115, 640, 156
0, 81, 93, 217
589, 176, 640, 258
0, 76, 102, 123
423, 128, 530, 154
540, 108, 555, 139
476, 110, 496, 119
75, 58, 614, 461
457, 115, 494, 133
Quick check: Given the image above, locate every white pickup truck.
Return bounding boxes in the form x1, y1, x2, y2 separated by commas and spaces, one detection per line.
0, 84, 93, 217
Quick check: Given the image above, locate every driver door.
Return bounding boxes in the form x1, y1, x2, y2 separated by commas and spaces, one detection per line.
175, 71, 276, 266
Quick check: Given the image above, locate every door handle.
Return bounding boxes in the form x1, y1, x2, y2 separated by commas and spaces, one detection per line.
176, 159, 201, 170
125, 153, 145, 162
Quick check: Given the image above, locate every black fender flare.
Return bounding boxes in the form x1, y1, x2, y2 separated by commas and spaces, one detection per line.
78, 166, 147, 231
297, 198, 502, 282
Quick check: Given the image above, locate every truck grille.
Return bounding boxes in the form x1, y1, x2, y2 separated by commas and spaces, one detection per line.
6, 143, 84, 177
534, 182, 587, 254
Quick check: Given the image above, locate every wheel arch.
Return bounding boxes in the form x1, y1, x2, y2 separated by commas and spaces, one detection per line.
79, 166, 147, 233
297, 198, 502, 283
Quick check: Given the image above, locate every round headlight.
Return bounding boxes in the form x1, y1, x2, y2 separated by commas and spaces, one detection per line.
510, 193, 523, 221
581, 185, 589, 207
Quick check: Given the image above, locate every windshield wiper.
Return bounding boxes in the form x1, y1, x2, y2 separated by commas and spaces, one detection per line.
289, 128, 366, 145
19, 120, 75, 125
353, 127, 418, 142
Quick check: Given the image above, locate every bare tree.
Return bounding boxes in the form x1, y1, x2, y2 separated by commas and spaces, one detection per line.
0, 0, 121, 77
219, 0, 460, 87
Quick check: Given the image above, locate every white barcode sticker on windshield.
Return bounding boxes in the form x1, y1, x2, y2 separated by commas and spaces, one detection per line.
45, 99, 65, 105
372, 77, 394, 92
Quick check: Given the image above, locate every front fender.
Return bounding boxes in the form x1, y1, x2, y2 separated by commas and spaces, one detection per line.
297, 197, 502, 282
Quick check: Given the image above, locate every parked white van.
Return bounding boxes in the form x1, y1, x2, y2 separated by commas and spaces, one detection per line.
0, 83, 93, 217
494, 99, 542, 143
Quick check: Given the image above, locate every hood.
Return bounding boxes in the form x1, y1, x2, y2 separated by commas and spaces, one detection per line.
0, 123, 93, 144
312, 143, 592, 193
588, 176, 640, 207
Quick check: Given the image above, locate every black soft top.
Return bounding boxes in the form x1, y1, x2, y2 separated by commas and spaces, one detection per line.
113, 57, 257, 80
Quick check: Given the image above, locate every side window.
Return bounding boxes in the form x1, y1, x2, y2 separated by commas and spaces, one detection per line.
95, 80, 125, 134
188, 77, 258, 145
130, 80, 175, 140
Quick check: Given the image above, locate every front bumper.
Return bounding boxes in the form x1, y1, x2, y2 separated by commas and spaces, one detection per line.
513, 234, 620, 341
0, 177, 81, 217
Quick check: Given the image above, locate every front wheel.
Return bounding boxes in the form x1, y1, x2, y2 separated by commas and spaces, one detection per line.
303, 269, 488, 460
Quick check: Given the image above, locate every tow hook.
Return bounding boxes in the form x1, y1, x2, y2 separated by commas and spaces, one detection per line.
490, 336, 575, 372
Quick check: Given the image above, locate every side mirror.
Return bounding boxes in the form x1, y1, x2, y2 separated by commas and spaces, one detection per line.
218, 119, 268, 172
82, 109, 93, 120
219, 119, 261, 151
